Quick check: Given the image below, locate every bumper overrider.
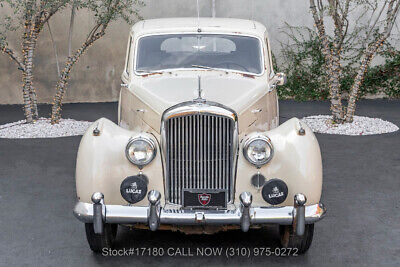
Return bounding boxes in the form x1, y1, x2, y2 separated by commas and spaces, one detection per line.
73, 191, 326, 236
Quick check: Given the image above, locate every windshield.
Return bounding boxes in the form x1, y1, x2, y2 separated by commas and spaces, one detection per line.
136, 34, 263, 74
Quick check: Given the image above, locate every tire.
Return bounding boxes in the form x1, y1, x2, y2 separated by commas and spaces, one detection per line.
279, 224, 314, 254
85, 223, 118, 253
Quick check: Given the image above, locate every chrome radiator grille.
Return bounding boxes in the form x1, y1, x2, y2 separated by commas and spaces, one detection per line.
165, 113, 235, 205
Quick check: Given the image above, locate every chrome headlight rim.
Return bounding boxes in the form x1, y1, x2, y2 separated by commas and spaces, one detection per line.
125, 136, 157, 167
243, 135, 274, 167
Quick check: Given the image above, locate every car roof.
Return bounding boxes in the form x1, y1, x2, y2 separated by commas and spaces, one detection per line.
131, 17, 267, 38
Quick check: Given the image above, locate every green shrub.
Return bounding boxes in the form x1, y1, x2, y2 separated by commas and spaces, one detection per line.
362, 50, 400, 98
275, 27, 400, 100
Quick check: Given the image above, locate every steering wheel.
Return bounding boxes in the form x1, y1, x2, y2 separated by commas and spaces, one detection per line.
213, 62, 249, 72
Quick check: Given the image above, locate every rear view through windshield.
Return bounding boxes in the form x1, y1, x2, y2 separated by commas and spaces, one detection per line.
136, 34, 263, 74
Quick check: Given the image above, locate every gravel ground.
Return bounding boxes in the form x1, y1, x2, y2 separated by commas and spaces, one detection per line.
0, 118, 93, 139
1, 115, 398, 139
302, 115, 399, 136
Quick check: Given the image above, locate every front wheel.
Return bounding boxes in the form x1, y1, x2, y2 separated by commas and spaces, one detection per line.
85, 223, 118, 253
279, 224, 314, 254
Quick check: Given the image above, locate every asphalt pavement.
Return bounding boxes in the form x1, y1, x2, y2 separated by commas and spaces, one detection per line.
0, 100, 399, 266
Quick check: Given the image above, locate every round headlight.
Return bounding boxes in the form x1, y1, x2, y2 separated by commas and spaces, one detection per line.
126, 136, 157, 167
243, 136, 273, 167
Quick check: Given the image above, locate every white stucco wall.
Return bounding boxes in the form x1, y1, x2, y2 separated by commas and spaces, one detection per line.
0, 0, 398, 104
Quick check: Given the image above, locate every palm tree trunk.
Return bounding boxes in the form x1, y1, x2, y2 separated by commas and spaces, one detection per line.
309, 0, 344, 123
345, 41, 383, 122
21, 20, 34, 123
23, 27, 39, 121
329, 52, 344, 123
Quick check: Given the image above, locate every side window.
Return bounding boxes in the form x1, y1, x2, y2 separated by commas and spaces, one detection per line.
125, 36, 132, 76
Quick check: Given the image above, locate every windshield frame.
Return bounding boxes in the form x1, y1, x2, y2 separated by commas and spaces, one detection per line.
133, 32, 266, 77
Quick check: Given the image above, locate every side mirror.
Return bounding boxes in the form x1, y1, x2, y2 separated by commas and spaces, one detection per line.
270, 73, 287, 87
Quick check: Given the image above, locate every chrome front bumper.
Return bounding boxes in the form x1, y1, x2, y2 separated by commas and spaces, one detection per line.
74, 191, 326, 235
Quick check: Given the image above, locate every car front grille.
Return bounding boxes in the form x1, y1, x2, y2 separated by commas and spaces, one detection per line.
165, 113, 235, 205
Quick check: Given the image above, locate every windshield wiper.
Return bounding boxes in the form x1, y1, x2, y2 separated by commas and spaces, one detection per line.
135, 69, 164, 74
191, 65, 230, 72
136, 65, 231, 74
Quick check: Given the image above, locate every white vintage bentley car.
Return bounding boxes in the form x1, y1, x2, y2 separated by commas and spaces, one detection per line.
73, 18, 326, 254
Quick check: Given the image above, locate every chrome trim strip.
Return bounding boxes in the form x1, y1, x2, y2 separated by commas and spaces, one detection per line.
133, 32, 266, 77
73, 202, 326, 225
162, 101, 238, 121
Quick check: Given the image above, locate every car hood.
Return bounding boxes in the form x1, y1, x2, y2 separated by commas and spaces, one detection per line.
131, 72, 268, 115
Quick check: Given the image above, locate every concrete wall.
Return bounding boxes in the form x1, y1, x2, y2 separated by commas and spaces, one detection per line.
0, 0, 393, 104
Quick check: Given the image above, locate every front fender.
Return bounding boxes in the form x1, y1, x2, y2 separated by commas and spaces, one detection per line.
236, 118, 323, 207
75, 118, 164, 206
76, 117, 322, 208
